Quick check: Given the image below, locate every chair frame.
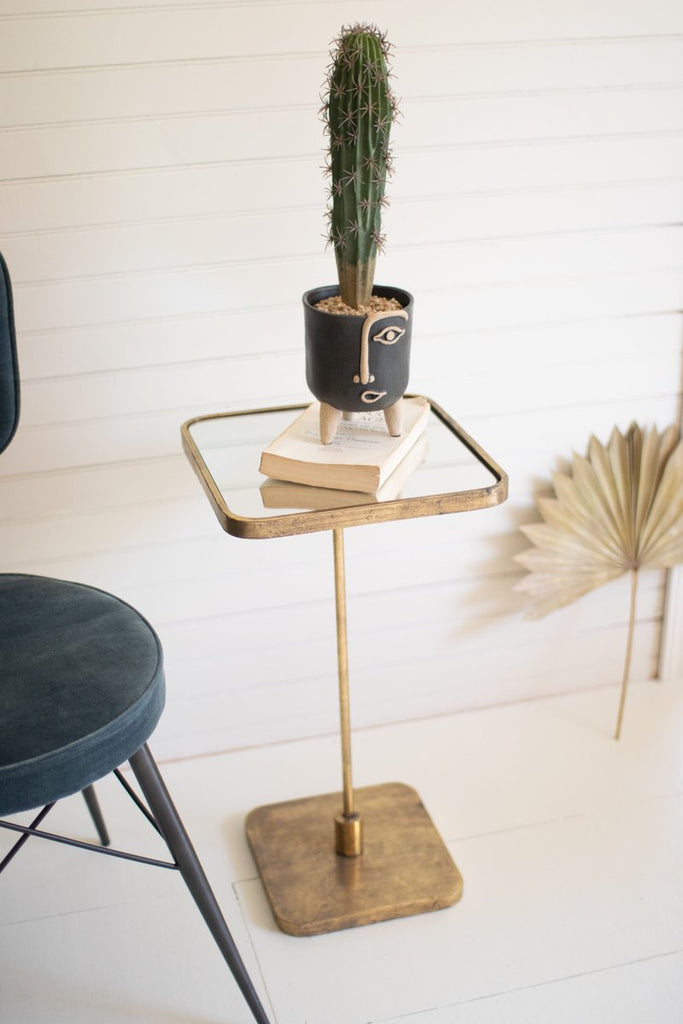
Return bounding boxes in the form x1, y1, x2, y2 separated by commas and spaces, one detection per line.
0, 744, 272, 1024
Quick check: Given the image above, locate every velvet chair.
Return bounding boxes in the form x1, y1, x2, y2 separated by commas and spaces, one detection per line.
0, 253, 271, 1024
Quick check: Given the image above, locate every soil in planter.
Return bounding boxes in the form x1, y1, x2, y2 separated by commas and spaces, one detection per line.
315, 294, 403, 316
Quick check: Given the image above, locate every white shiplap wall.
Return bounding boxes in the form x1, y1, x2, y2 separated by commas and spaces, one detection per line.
1, 1, 681, 761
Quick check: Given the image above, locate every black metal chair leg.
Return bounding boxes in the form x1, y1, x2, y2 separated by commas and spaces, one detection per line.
128, 744, 271, 1024
82, 785, 110, 847
0, 804, 54, 874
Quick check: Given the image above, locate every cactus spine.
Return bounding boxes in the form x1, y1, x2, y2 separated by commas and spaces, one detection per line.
323, 24, 397, 309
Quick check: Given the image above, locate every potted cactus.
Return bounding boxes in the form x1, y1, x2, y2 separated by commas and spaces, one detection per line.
303, 24, 413, 444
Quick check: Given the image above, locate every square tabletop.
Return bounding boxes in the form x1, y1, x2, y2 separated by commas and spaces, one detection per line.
181, 396, 508, 540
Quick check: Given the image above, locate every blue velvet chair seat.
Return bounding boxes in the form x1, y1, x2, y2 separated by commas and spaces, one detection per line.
0, 574, 165, 816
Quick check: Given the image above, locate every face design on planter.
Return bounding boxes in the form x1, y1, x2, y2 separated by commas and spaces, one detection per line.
352, 308, 410, 404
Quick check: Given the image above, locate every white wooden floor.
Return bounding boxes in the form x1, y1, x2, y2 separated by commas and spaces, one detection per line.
2, 678, 682, 1024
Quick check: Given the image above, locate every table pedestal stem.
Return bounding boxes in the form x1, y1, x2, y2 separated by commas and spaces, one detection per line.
332, 527, 362, 856
244, 527, 463, 934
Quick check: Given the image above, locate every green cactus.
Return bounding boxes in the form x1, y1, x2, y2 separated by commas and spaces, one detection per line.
322, 23, 398, 309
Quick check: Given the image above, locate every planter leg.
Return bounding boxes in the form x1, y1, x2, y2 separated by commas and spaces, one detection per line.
320, 403, 342, 444
384, 399, 403, 436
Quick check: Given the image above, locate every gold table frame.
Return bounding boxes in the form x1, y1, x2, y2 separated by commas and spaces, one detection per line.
182, 396, 507, 936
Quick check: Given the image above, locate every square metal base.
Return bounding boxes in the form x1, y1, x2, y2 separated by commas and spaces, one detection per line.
245, 781, 463, 936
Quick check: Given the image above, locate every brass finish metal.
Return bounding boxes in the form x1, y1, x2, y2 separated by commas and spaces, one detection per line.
180, 395, 508, 540
182, 397, 506, 936
333, 528, 356, 824
332, 526, 364, 857
334, 812, 363, 857
246, 782, 463, 936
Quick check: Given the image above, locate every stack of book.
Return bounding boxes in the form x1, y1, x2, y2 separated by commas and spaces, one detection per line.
258, 396, 430, 505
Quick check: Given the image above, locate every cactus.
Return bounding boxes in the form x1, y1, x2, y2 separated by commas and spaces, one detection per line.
322, 24, 398, 309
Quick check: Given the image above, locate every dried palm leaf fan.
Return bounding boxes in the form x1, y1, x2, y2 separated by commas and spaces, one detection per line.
515, 423, 683, 739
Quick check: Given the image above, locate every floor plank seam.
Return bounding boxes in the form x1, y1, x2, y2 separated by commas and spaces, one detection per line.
370, 947, 683, 1023
232, 878, 280, 1024
444, 811, 585, 844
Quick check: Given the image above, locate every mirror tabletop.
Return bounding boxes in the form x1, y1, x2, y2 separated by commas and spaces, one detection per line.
181, 397, 507, 539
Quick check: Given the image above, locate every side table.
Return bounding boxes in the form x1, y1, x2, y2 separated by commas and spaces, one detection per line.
182, 396, 507, 936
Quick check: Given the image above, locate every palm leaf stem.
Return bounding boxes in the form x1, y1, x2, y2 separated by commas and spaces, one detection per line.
614, 568, 639, 740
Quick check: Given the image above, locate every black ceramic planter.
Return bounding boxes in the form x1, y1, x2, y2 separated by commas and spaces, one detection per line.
303, 285, 413, 425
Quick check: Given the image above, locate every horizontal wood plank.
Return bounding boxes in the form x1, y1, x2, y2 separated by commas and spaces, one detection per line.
3, 1, 683, 74
3, 136, 683, 239
5, 221, 683, 297
4, 87, 683, 183
4, 36, 683, 132
153, 620, 659, 756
